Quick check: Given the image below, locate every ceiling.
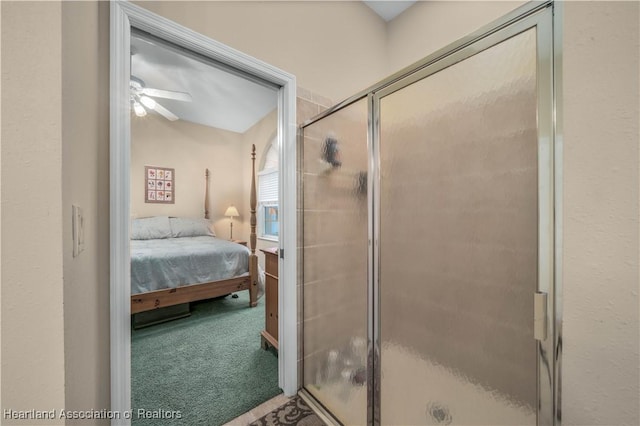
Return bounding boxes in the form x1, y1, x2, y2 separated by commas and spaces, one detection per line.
363, 1, 417, 22
131, 33, 277, 133
130, 2, 416, 131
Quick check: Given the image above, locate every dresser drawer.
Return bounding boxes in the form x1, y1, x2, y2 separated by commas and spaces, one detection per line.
260, 247, 279, 351
265, 250, 278, 277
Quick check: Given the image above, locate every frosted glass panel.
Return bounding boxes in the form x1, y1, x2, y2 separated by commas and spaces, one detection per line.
379, 29, 538, 425
302, 99, 369, 425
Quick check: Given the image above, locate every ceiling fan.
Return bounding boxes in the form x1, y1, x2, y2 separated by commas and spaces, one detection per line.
129, 75, 193, 121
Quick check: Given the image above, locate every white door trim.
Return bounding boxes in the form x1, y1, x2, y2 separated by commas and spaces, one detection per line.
110, 2, 297, 424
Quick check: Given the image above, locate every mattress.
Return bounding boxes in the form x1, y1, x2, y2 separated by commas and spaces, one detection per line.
131, 236, 251, 295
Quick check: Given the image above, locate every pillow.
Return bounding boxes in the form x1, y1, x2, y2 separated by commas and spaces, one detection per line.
170, 217, 216, 238
131, 216, 172, 240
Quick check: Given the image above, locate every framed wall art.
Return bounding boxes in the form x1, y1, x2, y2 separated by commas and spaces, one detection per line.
145, 166, 175, 204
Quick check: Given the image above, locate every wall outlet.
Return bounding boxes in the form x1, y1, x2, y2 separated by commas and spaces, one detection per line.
72, 205, 85, 257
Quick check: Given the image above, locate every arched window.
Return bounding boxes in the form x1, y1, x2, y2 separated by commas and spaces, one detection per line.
258, 140, 278, 240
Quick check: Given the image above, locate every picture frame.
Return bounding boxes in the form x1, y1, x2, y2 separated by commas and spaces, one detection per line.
144, 165, 175, 204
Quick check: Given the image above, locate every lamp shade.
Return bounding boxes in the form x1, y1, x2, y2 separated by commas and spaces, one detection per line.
225, 206, 239, 218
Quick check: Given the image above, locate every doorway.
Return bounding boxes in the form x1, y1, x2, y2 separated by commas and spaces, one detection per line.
110, 2, 297, 425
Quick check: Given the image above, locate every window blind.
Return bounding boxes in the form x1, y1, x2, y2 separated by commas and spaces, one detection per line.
259, 170, 278, 203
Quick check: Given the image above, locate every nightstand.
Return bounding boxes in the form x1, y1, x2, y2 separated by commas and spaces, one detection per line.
231, 240, 247, 247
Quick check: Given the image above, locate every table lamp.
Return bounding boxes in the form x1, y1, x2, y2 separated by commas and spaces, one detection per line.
224, 205, 240, 239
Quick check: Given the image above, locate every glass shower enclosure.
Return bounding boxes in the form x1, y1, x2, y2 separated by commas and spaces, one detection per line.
300, 2, 559, 425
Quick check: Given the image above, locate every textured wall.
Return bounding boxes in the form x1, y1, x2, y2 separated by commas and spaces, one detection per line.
61, 1, 111, 424
562, 2, 639, 425
1, 1, 66, 422
386, 1, 526, 73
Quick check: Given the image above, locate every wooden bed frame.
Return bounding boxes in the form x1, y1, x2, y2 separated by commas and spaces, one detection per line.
131, 145, 260, 314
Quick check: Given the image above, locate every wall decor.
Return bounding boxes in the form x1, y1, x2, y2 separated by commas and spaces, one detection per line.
145, 166, 175, 204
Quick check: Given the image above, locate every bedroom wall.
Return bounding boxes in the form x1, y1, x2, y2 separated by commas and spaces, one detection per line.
131, 114, 246, 237
1, 1, 67, 421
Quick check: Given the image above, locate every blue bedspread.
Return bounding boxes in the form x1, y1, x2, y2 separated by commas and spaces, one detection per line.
131, 236, 251, 295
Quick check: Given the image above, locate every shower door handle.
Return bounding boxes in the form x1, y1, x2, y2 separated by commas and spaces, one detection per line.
534, 292, 548, 341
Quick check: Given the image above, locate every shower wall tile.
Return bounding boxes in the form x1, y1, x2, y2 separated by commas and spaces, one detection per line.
297, 98, 320, 125
296, 86, 333, 132
303, 275, 365, 320
303, 210, 366, 247
295, 87, 336, 391
302, 242, 366, 285
312, 92, 333, 109
303, 304, 366, 357
296, 86, 313, 103
300, 98, 368, 424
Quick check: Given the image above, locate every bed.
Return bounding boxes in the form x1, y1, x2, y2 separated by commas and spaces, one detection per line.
130, 145, 261, 314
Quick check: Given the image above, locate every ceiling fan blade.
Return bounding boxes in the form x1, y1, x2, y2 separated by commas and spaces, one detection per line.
141, 88, 192, 102
153, 102, 179, 121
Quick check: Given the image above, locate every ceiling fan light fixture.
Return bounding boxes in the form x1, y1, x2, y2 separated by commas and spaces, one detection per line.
139, 95, 157, 110
133, 102, 147, 117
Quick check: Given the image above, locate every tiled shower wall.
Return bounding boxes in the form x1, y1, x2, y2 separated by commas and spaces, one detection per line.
295, 87, 334, 385
299, 97, 369, 423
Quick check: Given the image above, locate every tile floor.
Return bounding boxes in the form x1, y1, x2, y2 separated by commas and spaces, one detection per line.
223, 394, 291, 426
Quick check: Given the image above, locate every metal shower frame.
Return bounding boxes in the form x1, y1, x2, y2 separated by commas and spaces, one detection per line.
298, 1, 562, 425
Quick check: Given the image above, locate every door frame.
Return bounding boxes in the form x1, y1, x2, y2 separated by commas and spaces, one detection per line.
110, 2, 298, 424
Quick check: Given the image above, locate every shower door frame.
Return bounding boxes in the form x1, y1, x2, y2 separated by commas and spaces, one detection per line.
299, 1, 562, 425
372, 6, 556, 426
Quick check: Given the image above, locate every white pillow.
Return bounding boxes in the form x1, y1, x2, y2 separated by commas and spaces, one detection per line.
169, 217, 216, 238
131, 216, 172, 240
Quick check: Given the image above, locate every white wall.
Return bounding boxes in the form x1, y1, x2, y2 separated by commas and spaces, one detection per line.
1, 1, 66, 422
562, 2, 639, 424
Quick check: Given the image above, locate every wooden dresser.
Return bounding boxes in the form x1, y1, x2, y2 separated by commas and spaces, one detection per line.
260, 247, 278, 351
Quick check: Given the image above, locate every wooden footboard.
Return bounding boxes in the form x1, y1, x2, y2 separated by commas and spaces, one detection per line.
131, 276, 251, 314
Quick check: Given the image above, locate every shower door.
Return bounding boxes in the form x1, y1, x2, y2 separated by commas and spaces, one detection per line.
301, 98, 370, 425
300, 3, 556, 425
374, 10, 554, 426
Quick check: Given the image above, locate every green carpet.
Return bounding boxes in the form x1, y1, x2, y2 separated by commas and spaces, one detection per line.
131, 292, 280, 426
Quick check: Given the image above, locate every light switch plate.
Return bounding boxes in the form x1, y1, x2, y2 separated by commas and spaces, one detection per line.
72, 205, 85, 257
